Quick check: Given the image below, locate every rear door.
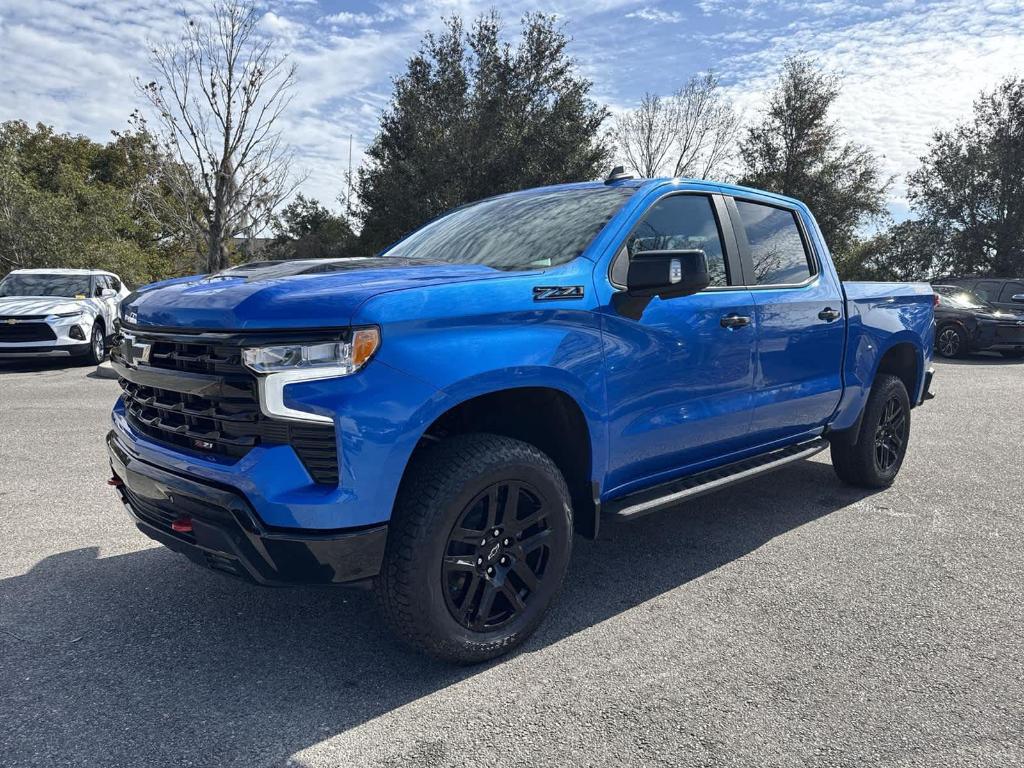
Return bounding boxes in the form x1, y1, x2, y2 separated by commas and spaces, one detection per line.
996, 281, 1024, 313
728, 196, 846, 445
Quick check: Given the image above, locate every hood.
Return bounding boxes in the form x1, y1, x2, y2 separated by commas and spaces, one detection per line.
122, 257, 505, 330
0, 296, 91, 317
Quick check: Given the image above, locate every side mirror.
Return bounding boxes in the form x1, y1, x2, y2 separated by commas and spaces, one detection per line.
1011, 294, 1024, 304
100, 287, 117, 298
626, 249, 710, 299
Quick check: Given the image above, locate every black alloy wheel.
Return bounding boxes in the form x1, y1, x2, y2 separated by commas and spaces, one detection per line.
874, 395, 907, 472
936, 326, 965, 358
442, 480, 552, 632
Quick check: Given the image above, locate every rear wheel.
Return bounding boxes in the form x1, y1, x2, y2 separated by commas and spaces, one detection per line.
830, 374, 911, 488
375, 433, 573, 663
935, 325, 967, 358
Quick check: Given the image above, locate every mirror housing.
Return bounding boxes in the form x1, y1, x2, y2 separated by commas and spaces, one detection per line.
626, 249, 710, 299
1011, 293, 1024, 304
100, 287, 117, 298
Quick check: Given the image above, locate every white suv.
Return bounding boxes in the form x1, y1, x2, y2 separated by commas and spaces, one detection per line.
0, 268, 130, 364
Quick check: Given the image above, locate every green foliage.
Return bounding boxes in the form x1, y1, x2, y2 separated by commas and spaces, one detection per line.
266, 194, 356, 260
356, 12, 612, 255
0, 120, 194, 286
738, 56, 890, 261
835, 219, 947, 281
907, 77, 1024, 278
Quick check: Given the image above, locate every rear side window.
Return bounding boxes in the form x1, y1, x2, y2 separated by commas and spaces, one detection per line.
998, 282, 1024, 302
735, 201, 814, 285
108, 276, 122, 291
621, 194, 729, 287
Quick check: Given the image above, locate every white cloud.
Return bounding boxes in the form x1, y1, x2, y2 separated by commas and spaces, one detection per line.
1, 0, 1021, 216
626, 6, 683, 23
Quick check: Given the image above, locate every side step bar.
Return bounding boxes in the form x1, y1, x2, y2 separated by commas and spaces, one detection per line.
604, 438, 829, 520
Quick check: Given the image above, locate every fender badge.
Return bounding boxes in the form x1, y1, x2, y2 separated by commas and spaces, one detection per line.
533, 285, 584, 301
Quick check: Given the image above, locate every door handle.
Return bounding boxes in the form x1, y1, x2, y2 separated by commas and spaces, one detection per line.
720, 313, 752, 329
818, 307, 841, 322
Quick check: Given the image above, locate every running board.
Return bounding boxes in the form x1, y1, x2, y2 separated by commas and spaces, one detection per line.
605, 438, 829, 520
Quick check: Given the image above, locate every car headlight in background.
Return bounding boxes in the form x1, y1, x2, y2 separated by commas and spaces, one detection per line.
52, 310, 85, 318
242, 328, 380, 375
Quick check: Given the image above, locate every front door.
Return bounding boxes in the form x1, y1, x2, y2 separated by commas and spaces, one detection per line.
602, 192, 757, 494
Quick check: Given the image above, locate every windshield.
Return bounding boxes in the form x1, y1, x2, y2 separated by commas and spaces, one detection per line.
0, 273, 92, 298
382, 187, 636, 270
935, 288, 992, 310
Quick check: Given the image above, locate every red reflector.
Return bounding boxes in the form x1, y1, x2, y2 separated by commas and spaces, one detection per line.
107, 476, 124, 487
933, 293, 940, 307
171, 518, 193, 533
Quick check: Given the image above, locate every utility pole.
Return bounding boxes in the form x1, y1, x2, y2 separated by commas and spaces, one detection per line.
346, 134, 353, 217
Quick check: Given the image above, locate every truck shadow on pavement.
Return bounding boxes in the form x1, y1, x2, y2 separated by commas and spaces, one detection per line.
0, 460, 874, 767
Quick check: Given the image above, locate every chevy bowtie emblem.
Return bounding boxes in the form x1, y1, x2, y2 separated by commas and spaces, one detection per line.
121, 333, 152, 366
5, 318, 18, 325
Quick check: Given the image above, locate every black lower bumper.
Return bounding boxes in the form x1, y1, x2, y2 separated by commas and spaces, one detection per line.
106, 431, 387, 586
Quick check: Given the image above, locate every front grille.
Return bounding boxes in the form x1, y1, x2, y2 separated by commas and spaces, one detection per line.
115, 331, 340, 485
0, 322, 56, 342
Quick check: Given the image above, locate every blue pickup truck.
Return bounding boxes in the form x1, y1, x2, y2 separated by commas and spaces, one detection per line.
106, 175, 934, 662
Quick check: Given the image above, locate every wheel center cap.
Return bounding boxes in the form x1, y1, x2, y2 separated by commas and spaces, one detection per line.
487, 542, 501, 560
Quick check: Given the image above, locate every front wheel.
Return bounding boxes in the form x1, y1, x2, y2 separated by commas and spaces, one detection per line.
935, 325, 968, 358
830, 374, 911, 488
375, 433, 573, 663
81, 323, 106, 365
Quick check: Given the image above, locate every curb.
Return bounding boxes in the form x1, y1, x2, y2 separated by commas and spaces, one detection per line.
94, 360, 119, 380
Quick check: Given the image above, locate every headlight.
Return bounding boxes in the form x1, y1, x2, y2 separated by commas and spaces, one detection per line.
53, 310, 84, 318
242, 328, 380, 375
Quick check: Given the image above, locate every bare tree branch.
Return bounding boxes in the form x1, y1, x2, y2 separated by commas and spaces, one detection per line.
136, 0, 305, 273
612, 73, 741, 182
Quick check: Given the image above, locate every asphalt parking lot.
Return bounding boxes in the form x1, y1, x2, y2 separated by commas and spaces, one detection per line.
1, 354, 1022, 767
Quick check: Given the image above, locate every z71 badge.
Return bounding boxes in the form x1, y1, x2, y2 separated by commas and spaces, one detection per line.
533, 285, 584, 301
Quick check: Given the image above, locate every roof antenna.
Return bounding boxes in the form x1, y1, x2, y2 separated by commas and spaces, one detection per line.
605, 165, 634, 183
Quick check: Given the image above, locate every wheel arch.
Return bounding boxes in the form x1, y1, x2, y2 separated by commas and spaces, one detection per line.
402, 385, 600, 540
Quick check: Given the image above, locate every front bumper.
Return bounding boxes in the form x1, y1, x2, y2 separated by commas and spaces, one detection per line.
0, 342, 89, 357
107, 430, 387, 586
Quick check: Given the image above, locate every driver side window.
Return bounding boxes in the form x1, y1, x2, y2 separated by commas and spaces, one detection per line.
612, 194, 729, 287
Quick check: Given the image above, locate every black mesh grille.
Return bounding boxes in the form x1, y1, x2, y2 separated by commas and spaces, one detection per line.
0, 322, 56, 342
115, 331, 339, 485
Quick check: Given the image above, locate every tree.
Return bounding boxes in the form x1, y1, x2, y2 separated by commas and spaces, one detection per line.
139, 0, 301, 274
907, 76, 1024, 277
0, 120, 192, 284
613, 73, 740, 180
356, 12, 611, 254
613, 93, 679, 178
739, 56, 890, 259
835, 218, 947, 281
266, 195, 356, 260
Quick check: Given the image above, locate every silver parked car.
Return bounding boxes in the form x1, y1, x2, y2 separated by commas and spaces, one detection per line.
0, 268, 130, 364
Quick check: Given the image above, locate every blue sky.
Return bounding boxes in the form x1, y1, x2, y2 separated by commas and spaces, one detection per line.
1, 0, 1023, 221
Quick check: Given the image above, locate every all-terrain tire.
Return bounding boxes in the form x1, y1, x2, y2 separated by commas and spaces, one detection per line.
375, 433, 573, 664
830, 374, 911, 489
